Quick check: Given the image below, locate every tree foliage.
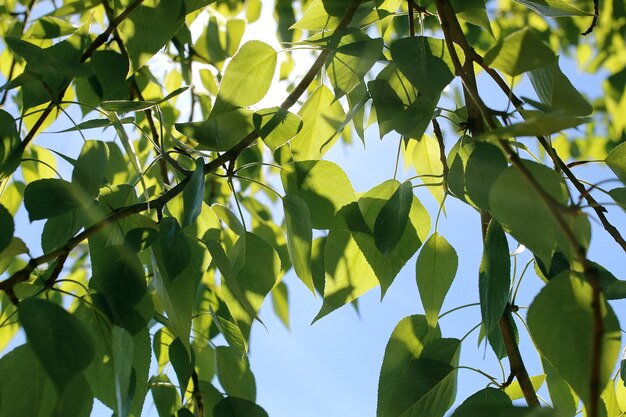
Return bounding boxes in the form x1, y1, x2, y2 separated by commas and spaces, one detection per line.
0, 0, 625, 416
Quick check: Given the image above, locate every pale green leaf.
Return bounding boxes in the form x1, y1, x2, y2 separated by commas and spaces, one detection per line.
606, 142, 626, 186
271, 281, 290, 330
212, 203, 245, 235
542, 359, 578, 417
504, 375, 546, 400
412, 134, 445, 204
283, 195, 314, 292
326, 35, 383, 97
215, 346, 256, 401
119, 0, 185, 74
527, 274, 621, 410
478, 110, 591, 140
479, 220, 510, 334
451, 0, 493, 35
19, 298, 95, 391
281, 160, 356, 230
416, 234, 458, 328
253, 107, 303, 152
290, 85, 346, 161
484, 28, 555, 76
213, 41, 277, 114
529, 56, 593, 116
374, 180, 413, 255
513, 0, 593, 16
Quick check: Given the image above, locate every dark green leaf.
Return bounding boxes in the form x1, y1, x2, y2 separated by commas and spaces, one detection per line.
452, 387, 512, 415
213, 397, 269, 417
19, 298, 94, 391
53, 117, 134, 133
477, 111, 591, 140
289, 85, 346, 161
484, 28, 555, 76
527, 274, 621, 410
253, 107, 303, 152
542, 359, 578, 417
100, 100, 157, 112
119, 0, 185, 74
513, 0, 592, 16
594, 262, 626, 300
0, 203, 13, 253
124, 227, 158, 252
0, 110, 22, 179
374, 180, 413, 255
326, 34, 383, 97
181, 158, 205, 229
213, 41, 277, 114
391, 36, 456, 99
451, 405, 558, 417
606, 142, 626, 185
72, 140, 109, 198
416, 233, 458, 328
24, 179, 87, 221
609, 187, 626, 211
211, 203, 246, 235
479, 220, 510, 334
169, 337, 193, 399
215, 346, 256, 401
283, 195, 314, 292
464, 143, 508, 210
111, 326, 134, 417
158, 217, 191, 280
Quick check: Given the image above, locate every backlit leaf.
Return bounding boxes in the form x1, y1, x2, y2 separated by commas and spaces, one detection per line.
253, 107, 303, 152
606, 142, 626, 186
72, 140, 109, 198
24, 179, 87, 221
0, 110, 22, 179
527, 274, 621, 411
215, 346, 256, 401
169, 337, 193, 399
416, 234, 458, 328
175, 108, 254, 152
479, 220, 510, 334
513, 0, 592, 16
19, 298, 95, 391
484, 28, 555, 76
283, 195, 314, 292
374, 180, 413, 255
181, 158, 205, 229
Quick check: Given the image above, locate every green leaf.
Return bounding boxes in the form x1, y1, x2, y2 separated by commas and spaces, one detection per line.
26, 16, 77, 38
224, 232, 281, 341
378, 315, 441, 417
527, 274, 621, 411
374, 180, 413, 255
271, 281, 290, 330
0, 237, 28, 275
213, 397, 269, 417
24, 179, 87, 221
0, 203, 13, 253
479, 110, 591, 140
53, 117, 134, 133
91, 245, 148, 332
158, 217, 191, 280
609, 187, 626, 211
283, 195, 314, 292
529, 56, 593, 116
513, 0, 593, 16
452, 387, 512, 414
124, 227, 158, 252
595, 262, 626, 300
479, 220, 510, 334
314, 229, 379, 321
542, 359, 578, 417
606, 142, 626, 185
213, 40, 277, 114
152, 226, 210, 344
212, 203, 246, 235
281, 160, 356, 230
326, 34, 383, 97
484, 28, 556, 76
464, 143, 508, 210
119, 0, 185, 74
181, 158, 205, 229
504, 375, 546, 400
253, 107, 303, 152
451, 0, 493, 35
289, 85, 346, 161
0, 345, 93, 417
293, 0, 377, 30
100, 100, 157, 112
451, 405, 558, 417
489, 161, 569, 262
0, 110, 22, 179
175, 108, 254, 152
412, 134, 445, 204
111, 326, 134, 417
391, 36, 456, 99
416, 233, 458, 329
169, 337, 193, 399
19, 298, 95, 391
72, 140, 109, 198
215, 346, 256, 402
150, 375, 180, 417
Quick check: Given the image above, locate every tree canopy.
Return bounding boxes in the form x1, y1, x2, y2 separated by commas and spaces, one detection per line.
0, 0, 625, 416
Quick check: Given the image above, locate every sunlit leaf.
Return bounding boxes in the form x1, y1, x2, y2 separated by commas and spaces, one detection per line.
72, 140, 109, 198
606, 142, 626, 186
215, 346, 256, 401
181, 158, 205, 229
374, 180, 413, 255
253, 107, 303, 152
479, 220, 510, 335
484, 28, 555, 76
513, 0, 592, 16
283, 195, 314, 292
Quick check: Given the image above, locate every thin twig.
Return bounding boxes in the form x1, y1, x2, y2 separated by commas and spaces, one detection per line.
432, 118, 449, 193
581, 0, 599, 36
191, 370, 204, 417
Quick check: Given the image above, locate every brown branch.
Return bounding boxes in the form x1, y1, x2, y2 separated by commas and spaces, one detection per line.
581, 0, 599, 36
0, 0, 365, 298
474, 54, 626, 254
408, 0, 416, 37
191, 370, 204, 417
431, 118, 449, 193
